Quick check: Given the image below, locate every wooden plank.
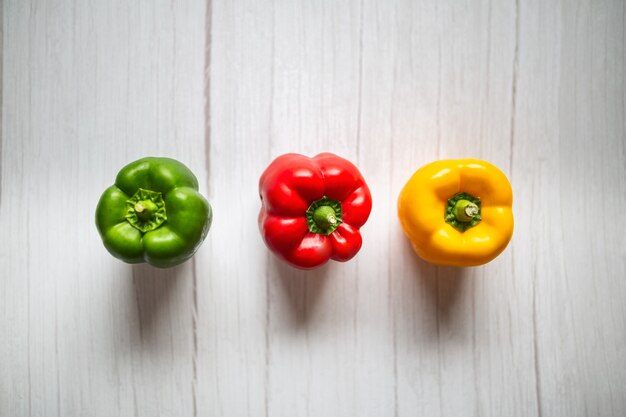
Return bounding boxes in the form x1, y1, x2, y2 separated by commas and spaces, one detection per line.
513, 1, 626, 416
0, 1, 205, 416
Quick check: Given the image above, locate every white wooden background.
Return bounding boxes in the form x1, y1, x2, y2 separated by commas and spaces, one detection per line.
1, 0, 625, 416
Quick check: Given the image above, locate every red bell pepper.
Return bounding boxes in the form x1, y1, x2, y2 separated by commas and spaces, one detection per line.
258, 152, 372, 269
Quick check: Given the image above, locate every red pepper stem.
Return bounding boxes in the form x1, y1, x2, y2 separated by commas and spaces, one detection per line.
313, 205, 337, 230
134, 200, 158, 220
306, 196, 343, 235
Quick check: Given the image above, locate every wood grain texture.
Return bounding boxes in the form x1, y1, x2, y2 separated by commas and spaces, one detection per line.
1, 0, 624, 416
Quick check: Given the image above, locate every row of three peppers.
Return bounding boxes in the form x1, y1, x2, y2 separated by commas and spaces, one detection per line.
96, 154, 513, 269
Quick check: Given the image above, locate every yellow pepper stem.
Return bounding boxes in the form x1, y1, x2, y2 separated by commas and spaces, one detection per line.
445, 192, 482, 232
453, 200, 479, 222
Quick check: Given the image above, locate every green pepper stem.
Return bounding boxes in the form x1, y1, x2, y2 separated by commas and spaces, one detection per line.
125, 188, 167, 233
453, 199, 479, 222
134, 200, 158, 220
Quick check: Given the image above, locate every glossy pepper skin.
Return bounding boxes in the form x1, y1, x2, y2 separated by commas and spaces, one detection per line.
398, 159, 513, 267
259, 153, 372, 269
96, 157, 212, 268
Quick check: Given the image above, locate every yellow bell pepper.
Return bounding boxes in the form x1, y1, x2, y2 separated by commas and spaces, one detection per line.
398, 159, 514, 266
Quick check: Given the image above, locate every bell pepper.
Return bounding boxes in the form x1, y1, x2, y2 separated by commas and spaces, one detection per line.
258, 152, 372, 269
95, 157, 212, 268
397, 159, 513, 266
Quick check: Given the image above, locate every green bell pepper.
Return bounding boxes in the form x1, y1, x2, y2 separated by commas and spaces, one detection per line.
95, 157, 212, 268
